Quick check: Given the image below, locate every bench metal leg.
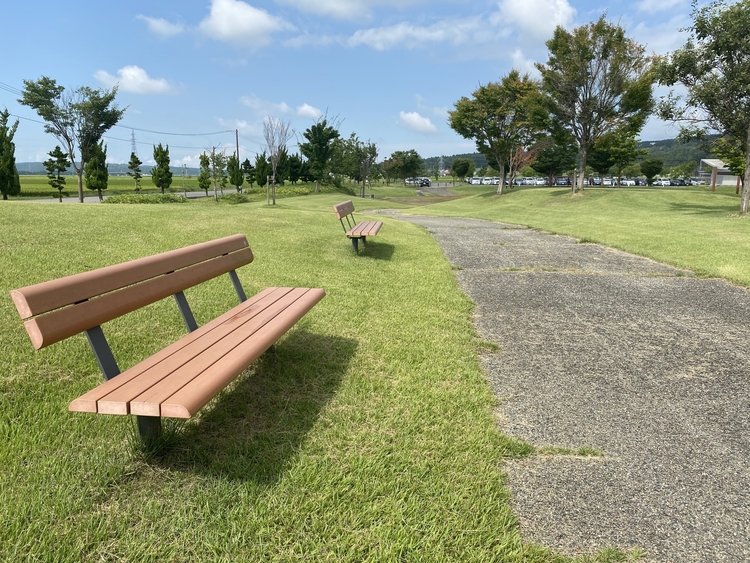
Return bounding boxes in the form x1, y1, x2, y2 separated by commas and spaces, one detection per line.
351, 237, 359, 252
137, 415, 162, 445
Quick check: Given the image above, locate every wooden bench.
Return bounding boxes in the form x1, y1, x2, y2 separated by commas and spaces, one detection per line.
10, 234, 325, 444
333, 200, 383, 252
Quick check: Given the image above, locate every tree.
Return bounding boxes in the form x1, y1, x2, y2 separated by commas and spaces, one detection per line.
288, 153, 303, 184
127, 152, 143, 193
43, 145, 71, 202
209, 148, 227, 201
388, 149, 423, 183
198, 153, 211, 196
0, 109, 21, 200
152, 143, 172, 194
241, 158, 255, 189
531, 134, 578, 186
254, 151, 270, 188
711, 137, 745, 183
19, 77, 125, 203
227, 154, 244, 193
537, 16, 653, 193
276, 146, 290, 186
449, 70, 547, 195
262, 117, 293, 205
656, 0, 750, 211
340, 135, 378, 197
84, 141, 108, 201
299, 116, 340, 193
451, 157, 473, 180
641, 158, 664, 185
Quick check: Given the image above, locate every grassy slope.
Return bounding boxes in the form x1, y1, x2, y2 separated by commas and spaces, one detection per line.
411, 184, 750, 287
0, 197, 582, 562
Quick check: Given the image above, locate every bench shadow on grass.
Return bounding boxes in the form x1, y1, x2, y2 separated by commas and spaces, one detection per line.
154, 330, 357, 486
359, 241, 395, 260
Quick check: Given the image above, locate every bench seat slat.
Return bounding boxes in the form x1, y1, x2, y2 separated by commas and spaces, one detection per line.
68, 287, 291, 413
24, 247, 254, 350
12, 234, 250, 319
346, 221, 382, 238
70, 287, 325, 419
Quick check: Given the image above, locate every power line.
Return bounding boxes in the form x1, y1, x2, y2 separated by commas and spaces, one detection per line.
113, 123, 233, 137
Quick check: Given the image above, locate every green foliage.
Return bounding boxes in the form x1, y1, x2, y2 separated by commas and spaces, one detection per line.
299, 117, 340, 190
19, 76, 125, 202
387, 149, 423, 182
198, 153, 211, 195
537, 15, 653, 192
288, 153, 303, 184
241, 157, 255, 189
127, 152, 143, 193
217, 193, 251, 204
449, 70, 547, 193
711, 137, 746, 178
227, 154, 244, 193
151, 143, 173, 194
208, 150, 228, 198
83, 141, 108, 200
102, 194, 189, 204
254, 151, 270, 187
531, 135, 578, 182
43, 145, 70, 202
640, 158, 664, 184
0, 109, 21, 200
451, 157, 473, 179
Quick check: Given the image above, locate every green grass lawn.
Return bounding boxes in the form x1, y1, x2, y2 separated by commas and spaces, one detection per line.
411, 184, 750, 287
0, 197, 598, 563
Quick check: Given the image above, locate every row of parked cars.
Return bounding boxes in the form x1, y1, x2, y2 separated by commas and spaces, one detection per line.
405, 177, 432, 187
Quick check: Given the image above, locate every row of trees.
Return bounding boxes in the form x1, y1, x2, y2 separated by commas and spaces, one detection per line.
449, 0, 750, 214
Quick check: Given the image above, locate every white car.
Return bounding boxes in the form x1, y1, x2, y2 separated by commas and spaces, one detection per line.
620, 178, 636, 186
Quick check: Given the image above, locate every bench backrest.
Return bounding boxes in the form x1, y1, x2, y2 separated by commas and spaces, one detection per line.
11, 234, 253, 350
334, 200, 358, 233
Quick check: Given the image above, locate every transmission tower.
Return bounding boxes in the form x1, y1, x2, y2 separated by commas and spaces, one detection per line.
438, 155, 445, 175
130, 129, 138, 156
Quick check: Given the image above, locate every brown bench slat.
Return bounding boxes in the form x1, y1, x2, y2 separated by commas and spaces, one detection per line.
333, 200, 355, 220
68, 286, 290, 413
23, 247, 254, 350
346, 221, 382, 238
11, 234, 250, 319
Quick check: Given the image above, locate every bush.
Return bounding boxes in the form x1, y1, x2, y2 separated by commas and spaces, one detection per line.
217, 193, 251, 204
102, 194, 189, 204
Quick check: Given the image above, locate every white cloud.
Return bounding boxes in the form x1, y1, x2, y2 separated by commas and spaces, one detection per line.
631, 15, 691, 55
297, 103, 322, 118
348, 21, 451, 50
498, 0, 575, 41
239, 94, 292, 115
399, 111, 437, 134
416, 94, 449, 119
136, 15, 185, 38
199, 0, 295, 49
510, 49, 540, 77
94, 66, 173, 94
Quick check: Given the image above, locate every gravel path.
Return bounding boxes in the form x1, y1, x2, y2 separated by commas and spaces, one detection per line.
397, 215, 750, 563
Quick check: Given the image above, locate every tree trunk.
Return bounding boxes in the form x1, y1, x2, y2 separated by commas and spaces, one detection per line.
497, 157, 506, 196
76, 170, 84, 203
315, 180, 319, 193
740, 124, 750, 214
575, 146, 588, 193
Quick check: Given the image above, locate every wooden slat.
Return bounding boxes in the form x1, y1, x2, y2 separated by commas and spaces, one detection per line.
69, 287, 285, 413
333, 200, 355, 220
25, 247, 254, 350
161, 288, 326, 418
128, 288, 315, 417
95, 288, 300, 415
346, 221, 382, 238
11, 234, 250, 319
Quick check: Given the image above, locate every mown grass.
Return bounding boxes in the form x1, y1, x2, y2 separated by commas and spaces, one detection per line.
0, 197, 615, 562
409, 184, 750, 287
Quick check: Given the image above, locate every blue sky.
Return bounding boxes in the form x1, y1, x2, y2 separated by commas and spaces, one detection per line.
1, 0, 693, 167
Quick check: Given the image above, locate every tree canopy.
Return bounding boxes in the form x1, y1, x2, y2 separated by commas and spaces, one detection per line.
151, 143, 172, 194
0, 109, 20, 201
83, 141, 108, 201
655, 0, 750, 212
537, 16, 653, 192
299, 117, 340, 193
127, 152, 143, 193
44, 145, 71, 202
19, 76, 124, 202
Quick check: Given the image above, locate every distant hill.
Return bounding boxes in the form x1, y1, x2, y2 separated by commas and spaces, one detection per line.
16, 162, 200, 176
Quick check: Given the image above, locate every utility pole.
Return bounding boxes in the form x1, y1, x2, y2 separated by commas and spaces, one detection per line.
235, 129, 240, 162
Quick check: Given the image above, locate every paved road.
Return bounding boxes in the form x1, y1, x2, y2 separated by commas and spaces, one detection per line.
397, 214, 750, 563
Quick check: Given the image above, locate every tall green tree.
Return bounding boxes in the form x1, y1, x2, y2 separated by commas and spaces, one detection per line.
655, 0, 750, 212
641, 158, 664, 185
152, 143, 172, 194
241, 157, 255, 189
209, 149, 227, 201
288, 153, 303, 184
449, 70, 547, 195
227, 154, 244, 193
198, 153, 211, 196
299, 117, 340, 193
531, 134, 578, 186
388, 149, 423, 183
537, 16, 653, 193
84, 141, 108, 201
451, 157, 473, 180
127, 152, 143, 193
254, 151, 270, 188
19, 77, 125, 203
276, 146, 290, 186
711, 137, 745, 181
0, 110, 21, 200
43, 145, 71, 202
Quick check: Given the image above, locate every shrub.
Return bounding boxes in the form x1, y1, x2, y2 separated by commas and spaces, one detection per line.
103, 194, 189, 204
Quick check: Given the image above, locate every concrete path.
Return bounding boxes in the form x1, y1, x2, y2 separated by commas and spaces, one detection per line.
397, 215, 750, 563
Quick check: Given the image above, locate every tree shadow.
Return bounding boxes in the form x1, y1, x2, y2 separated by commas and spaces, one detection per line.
359, 241, 395, 260
668, 201, 737, 215
152, 330, 357, 486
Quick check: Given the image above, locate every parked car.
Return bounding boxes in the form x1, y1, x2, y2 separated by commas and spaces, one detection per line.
620, 178, 636, 186
634, 178, 648, 186
670, 178, 686, 186
554, 176, 571, 186
654, 178, 671, 186
418, 178, 431, 187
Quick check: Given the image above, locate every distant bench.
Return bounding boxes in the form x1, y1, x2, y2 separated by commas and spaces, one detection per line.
10, 234, 325, 444
333, 200, 383, 252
